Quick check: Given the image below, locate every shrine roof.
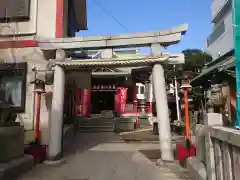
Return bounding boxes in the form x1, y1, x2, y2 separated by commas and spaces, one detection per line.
55, 55, 170, 70
191, 50, 234, 86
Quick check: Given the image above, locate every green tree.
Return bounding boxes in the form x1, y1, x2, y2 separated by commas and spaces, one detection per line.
182, 49, 212, 72
164, 49, 213, 77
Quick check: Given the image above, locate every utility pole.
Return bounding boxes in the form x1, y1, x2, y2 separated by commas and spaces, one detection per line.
174, 65, 181, 122
232, 0, 240, 128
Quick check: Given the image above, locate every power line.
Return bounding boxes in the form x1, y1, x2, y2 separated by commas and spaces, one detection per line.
91, 0, 129, 32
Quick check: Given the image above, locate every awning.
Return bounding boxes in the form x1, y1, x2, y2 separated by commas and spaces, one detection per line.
92, 71, 131, 77
218, 56, 235, 71
223, 70, 236, 78
54, 55, 169, 70
191, 54, 235, 85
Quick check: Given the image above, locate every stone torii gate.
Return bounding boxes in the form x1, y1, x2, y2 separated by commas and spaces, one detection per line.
38, 24, 188, 163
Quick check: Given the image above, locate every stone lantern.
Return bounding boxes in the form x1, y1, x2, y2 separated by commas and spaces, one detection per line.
31, 79, 46, 93
181, 77, 192, 90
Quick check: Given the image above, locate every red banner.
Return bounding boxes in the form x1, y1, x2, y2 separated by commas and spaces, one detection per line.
118, 88, 127, 114
81, 89, 91, 117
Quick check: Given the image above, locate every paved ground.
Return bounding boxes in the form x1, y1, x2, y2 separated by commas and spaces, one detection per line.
18, 132, 191, 180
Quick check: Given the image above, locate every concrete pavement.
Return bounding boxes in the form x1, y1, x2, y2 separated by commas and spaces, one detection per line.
18, 132, 191, 180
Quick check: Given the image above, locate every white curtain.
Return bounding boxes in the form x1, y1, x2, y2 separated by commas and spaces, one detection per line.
0, 76, 22, 107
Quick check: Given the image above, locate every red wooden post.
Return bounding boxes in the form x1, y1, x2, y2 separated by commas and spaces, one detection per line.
87, 89, 91, 118
35, 92, 41, 141
76, 88, 81, 115
81, 89, 91, 117
183, 88, 190, 140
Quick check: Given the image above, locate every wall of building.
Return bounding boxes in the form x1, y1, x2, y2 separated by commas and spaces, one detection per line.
0, 0, 88, 145
205, 0, 233, 60
0, 47, 51, 144
0, 0, 64, 145
211, 0, 229, 20
0, 0, 58, 39
36, 0, 58, 38
0, 0, 38, 37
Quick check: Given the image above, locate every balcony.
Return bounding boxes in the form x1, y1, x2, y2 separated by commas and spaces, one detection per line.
212, 0, 231, 23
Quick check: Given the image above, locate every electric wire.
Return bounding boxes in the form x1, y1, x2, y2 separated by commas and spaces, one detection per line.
91, 0, 129, 32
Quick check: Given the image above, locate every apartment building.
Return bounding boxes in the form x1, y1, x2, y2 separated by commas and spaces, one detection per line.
205, 0, 234, 60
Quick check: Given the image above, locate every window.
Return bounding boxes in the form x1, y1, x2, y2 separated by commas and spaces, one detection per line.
137, 86, 145, 94
207, 21, 225, 47
140, 86, 144, 94
0, 0, 30, 22
0, 63, 27, 112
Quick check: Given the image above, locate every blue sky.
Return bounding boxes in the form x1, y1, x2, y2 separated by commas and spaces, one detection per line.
77, 0, 212, 53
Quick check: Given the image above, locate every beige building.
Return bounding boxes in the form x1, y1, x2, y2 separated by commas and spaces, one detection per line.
0, 0, 87, 144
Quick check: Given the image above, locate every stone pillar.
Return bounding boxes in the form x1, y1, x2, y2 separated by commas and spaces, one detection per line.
204, 113, 223, 180
47, 65, 65, 161
101, 49, 113, 59
152, 64, 174, 161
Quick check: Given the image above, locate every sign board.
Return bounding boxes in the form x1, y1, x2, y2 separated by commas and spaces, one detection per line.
0, 0, 30, 21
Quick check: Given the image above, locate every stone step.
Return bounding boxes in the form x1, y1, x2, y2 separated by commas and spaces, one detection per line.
79, 125, 114, 128
78, 117, 116, 132
80, 118, 114, 123
78, 125, 114, 132
79, 119, 114, 123
90, 118, 113, 121
79, 121, 114, 126
78, 128, 114, 132
79, 119, 114, 125
0, 155, 34, 180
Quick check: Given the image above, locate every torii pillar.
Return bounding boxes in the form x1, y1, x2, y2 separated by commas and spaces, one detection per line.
47, 65, 66, 162
151, 44, 174, 161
